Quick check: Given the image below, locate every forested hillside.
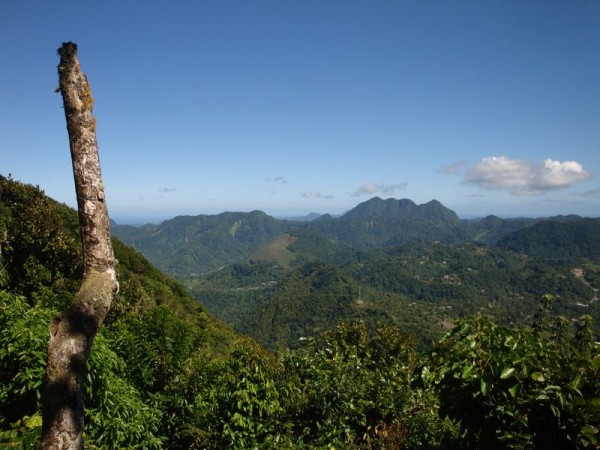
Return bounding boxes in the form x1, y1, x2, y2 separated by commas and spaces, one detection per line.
0, 175, 237, 447
113, 197, 473, 270
187, 241, 600, 351
151, 197, 599, 351
113, 196, 593, 279
2, 175, 599, 449
497, 218, 600, 259
113, 211, 296, 274
305, 198, 463, 249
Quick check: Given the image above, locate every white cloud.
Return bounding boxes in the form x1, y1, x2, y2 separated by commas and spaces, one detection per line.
353, 182, 407, 197
438, 161, 467, 175
264, 176, 288, 184
463, 156, 590, 195
354, 183, 380, 196
301, 191, 334, 199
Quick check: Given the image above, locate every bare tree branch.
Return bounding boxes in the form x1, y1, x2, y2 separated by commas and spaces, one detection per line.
42, 42, 118, 450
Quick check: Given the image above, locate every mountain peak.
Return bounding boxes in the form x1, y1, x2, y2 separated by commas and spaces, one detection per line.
342, 197, 458, 223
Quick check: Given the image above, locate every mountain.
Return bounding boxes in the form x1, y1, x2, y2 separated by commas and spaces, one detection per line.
342, 197, 460, 223
246, 228, 340, 268
497, 218, 600, 259
3, 175, 598, 450
113, 198, 468, 275
461, 215, 538, 245
305, 197, 463, 249
113, 197, 598, 279
279, 212, 323, 222
113, 210, 295, 274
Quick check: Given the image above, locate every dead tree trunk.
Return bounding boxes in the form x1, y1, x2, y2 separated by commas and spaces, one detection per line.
41, 42, 118, 450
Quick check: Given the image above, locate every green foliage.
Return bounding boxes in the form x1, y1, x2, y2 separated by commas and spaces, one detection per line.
2, 175, 600, 449
422, 299, 600, 449
167, 322, 456, 449
191, 238, 600, 352
111, 185, 600, 349
0, 414, 41, 449
112, 210, 295, 275
284, 321, 457, 448
306, 198, 462, 250
113, 195, 587, 280
108, 306, 203, 393
498, 219, 600, 260
0, 290, 164, 450
180, 339, 292, 449
218, 341, 289, 448
0, 292, 51, 427
183, 261, 285, 338
285, 228, 340, 266
223, 261, 442, 351
0, 176, 239, 448
84, 334, 164, 449
235, 262, 364, 350
0, 175, 81, 305
461, 215, 539, 246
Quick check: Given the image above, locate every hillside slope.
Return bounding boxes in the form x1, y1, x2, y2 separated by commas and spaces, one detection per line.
0, 175, 241, 448
190, 240, 600, 351
2, 176, 598, 449
497, 218, 600, 259
0, 175, 235, 351
306, 197, 464, 248
114, 197, 582, 277
113, 210, 296, 274
113, 197, 472, 275
234, 262, 444, 350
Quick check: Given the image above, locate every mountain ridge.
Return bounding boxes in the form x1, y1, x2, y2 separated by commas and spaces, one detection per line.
112, 197, 597, 275
341, 197, 460, 224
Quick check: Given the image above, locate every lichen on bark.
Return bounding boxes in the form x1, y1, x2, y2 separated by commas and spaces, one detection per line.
41, 42, 118, 450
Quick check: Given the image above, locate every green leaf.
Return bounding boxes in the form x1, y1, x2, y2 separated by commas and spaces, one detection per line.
500, 367, 515, 379
480, 379, 488, 396
421, 365, 431, 381
569, 373, 582, 390
24, 413, 42, 429
531, 372, 545, 382
581, 425, 598, 442
508, 384, 519, 398
461, 365, 474, 379
503, 336, 517, 350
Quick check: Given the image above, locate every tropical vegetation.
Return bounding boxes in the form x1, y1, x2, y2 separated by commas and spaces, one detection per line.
1, 175, 599, 448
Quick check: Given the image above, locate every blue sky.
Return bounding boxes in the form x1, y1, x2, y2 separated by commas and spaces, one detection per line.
1, 1, 599, 223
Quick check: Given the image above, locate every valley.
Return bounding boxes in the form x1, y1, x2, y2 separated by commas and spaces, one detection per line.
3, 176, 599, 448
113, 197, 600, 351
